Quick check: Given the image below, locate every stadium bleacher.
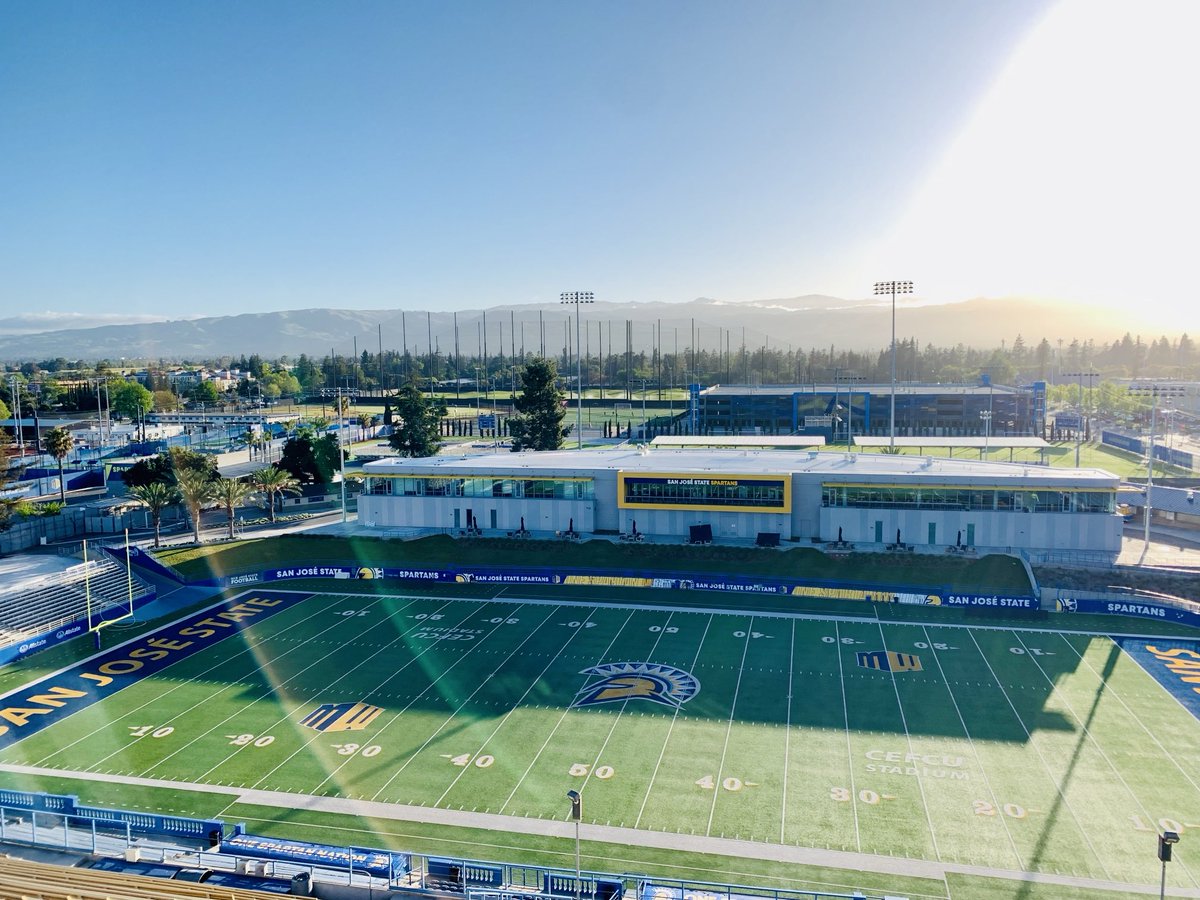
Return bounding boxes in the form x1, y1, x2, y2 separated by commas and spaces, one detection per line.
0, 557, 153, 646
0, 854, 289, 900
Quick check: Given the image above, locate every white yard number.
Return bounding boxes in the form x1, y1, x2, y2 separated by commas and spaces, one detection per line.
337, 610, 370, 617
913, 642, 950, 650
822, 637, 860, 644
1009, 647, 1050, 656
414, 613, 445, 621
570, 763, 614, 779
333, 743, 383, 757
128, 725, 174, 738
487, 617, 520, 624
648, 626, 679, 633
564, 621, 597, 628
226, 733, 275, 747
732, 631, 766, 639
451, 754, 494, 768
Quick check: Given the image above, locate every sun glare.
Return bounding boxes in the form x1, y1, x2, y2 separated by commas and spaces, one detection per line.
871, 0, 1200, 329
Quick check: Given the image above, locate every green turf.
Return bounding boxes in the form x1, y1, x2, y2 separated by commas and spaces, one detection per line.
154, 534, 1035, 596
3, 589, 1199, 896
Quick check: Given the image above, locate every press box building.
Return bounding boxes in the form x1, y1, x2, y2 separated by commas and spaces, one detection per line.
359, 447, 1121, 562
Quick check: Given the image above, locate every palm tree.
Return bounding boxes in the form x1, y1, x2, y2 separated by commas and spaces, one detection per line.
127, 481, 181, 548
176, 469, 216, 544
212, 477, 253, 539
250, 466, 301, 523
43, 427, 74, 502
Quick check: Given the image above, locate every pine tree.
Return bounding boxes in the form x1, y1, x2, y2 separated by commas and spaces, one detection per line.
508, 358, 570, 451
388, 380, 446, 457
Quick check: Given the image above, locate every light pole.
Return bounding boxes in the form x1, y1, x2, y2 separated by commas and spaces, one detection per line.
566, 790, 582, 900
335, 386, 347, 524
1159, 830, 1179, 900
874, 281, 913, 451
639, 378, 648, 442
561, 292, 594, 450
8, 377, 23, 457
1063, 371, 1099, 467
979, 409, 992, 455
1129, 383, 1185, 553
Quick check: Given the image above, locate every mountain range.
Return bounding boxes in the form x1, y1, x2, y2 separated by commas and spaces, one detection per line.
0, 295, 1153, 363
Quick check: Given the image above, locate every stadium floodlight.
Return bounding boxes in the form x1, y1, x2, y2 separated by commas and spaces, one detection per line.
566, 790, 582, 900
979, 410, 992, 454
561, 292, 594, 450
1159, 830, 1180, 900
1128, 384, 1187, 555
873, 281, 913, 451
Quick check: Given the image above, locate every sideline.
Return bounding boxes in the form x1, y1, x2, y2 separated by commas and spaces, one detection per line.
0, 761, 1193, 897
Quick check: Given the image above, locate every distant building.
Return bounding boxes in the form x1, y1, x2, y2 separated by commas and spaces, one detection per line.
697, 381, 1046, 439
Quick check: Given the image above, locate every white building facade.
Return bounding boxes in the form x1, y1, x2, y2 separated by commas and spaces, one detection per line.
359, 448, 1122, 562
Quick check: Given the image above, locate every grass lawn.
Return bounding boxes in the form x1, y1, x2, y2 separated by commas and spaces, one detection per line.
154, 534, 1035, 595
4, 589, 1200, 897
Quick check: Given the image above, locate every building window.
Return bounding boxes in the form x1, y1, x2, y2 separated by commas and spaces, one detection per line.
822, 484, 1114, 514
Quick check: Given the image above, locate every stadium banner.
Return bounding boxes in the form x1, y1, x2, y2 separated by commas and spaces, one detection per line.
221, 832, 411, 878
0, 616, 92, 667
616, 471, 792, 513
0, 590, 310, 751
939, 594, 1039, 610
202, 563, 1048, 614
1061, 596, 1200, 625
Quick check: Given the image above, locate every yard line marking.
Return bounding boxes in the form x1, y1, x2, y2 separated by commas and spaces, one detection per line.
369, 602, 564, 802
30, 590, 360, 770
497, 607, 637, 815
875, 622, 940, 862
434, 605, 609, 807
1066, 634, 1200, 798
1017, 632, 1200, 890
123, 593, 421, 777
251, 597, 511, 793
191, 595, 461, 782
833, 621, 861, 854
779, 618, 795, 844
922, 625, 1022, 869
577, 609, 687, 800
966, 628, 1112, 881
634, 614, 715, 830
705, 616, 755, 837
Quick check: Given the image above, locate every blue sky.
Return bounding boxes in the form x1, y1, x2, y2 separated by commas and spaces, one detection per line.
4, 0, 1194, 329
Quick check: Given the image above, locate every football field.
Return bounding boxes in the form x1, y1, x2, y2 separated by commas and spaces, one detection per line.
3, 588, 1200, 893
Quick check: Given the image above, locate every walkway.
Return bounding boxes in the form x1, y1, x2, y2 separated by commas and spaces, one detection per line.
0, 762, 1192, 897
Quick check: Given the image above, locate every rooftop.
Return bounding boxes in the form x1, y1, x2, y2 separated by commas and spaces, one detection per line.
701, 382, 1027, 397
364, 447, 1117, 486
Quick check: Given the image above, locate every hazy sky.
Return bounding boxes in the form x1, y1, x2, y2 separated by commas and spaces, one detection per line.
2, 1, 1196, 328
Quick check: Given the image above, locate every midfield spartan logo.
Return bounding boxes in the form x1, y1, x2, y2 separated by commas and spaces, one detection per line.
572, 662, 700, 709
300, 701, 383, 732
856, 650, 923, 673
